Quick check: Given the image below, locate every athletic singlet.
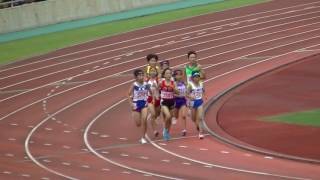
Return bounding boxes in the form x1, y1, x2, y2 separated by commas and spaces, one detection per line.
176, 81, 186, 97
132, 82, 150, 101
188, 81, 204, 100
145, 65, 160, 77
146, 77, 159, 98
185, 64, 200, 83
160, 79, 175, 100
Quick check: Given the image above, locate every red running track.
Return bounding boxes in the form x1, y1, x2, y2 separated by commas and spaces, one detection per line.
207, 54, 320, 162
0, 0, 320, 179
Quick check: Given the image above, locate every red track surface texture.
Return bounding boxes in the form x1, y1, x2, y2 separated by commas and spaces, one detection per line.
0, 0, 320, 179
210, 55, 320, 161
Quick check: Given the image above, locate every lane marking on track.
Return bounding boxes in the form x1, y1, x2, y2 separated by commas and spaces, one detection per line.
1, 14, 320, 103
0, 89, 31, 94
2, 8, 319, 84
220, 151, 230, 154
239, 56, 274, 60
24, 40, 320, 179
23, 41, 320, 179
295, 48, 320, 52
101, 168, 110, 172
3, 20, 320, 128
22, 134, 204, 163
264, 156, 274, 160
83, 99, 183, 180
21, 174, 31, 177
82, 45, 319, 179
2, 1, 319, 74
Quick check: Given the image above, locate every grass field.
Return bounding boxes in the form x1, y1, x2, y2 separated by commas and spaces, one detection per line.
263, 109, 320, 127
0, 0, 266, 65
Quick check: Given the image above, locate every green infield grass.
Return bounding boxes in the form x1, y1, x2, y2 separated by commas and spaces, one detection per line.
0, 0, 266, 65
263, 109, 320, 127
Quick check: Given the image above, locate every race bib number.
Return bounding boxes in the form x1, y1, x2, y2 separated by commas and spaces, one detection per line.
135, 91, 148, 100
193, 90, 202, 99
177, 87, 186, 96
161, 91, 174, 99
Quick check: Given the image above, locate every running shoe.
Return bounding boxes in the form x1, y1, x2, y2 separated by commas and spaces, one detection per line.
140, 137, 147, 144
181, 129, 187, 136
199, 133, 204, 139
162, 128, 170, 141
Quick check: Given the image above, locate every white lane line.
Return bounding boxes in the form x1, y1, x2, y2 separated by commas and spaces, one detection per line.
140, 156, 149, 160
82, 46, 318, 180
264, 156, 274, 160
42, 159, 52, 163
5, 153, 15, 157
62, 145, 71, 149
2, 9, 319, 91
21, 174, 31, 177
83, 99, 182, 180
101, 168, 110, 172
100, 134, 110, 138
2, 20, 319, 125
90, 131, 99, 135
81, 165, 90, 169
220, 151, 230, 154
146, 135, 309, 180
0, 89, 31, 94
21, 34, 320, 180
0, 14, 318, 114
295, 48, 320, 52
199, 148, 208, 151
62, 162, 71, 166
26, 42, 316, 179
2, 15, 319, 111
2, 1, 318, 74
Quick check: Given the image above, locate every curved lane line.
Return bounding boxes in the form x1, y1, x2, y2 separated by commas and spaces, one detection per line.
86, 49, 319, 179
3, 34, 320, 124
25, 42, 320, 178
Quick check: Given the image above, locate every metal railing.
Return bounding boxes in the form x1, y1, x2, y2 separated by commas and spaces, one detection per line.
0, 0, 46, 9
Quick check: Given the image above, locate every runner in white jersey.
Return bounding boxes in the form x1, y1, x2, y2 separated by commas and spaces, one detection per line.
187, 71, 206, 139
128, 69, 152, 144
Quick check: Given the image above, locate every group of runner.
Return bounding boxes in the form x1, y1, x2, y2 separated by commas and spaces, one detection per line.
127, 51, 206, 144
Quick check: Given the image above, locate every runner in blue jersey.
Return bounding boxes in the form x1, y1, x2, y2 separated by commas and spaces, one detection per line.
128, 69, 152, 144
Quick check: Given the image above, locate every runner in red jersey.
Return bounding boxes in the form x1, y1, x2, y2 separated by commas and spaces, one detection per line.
159, 68, 178, 141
